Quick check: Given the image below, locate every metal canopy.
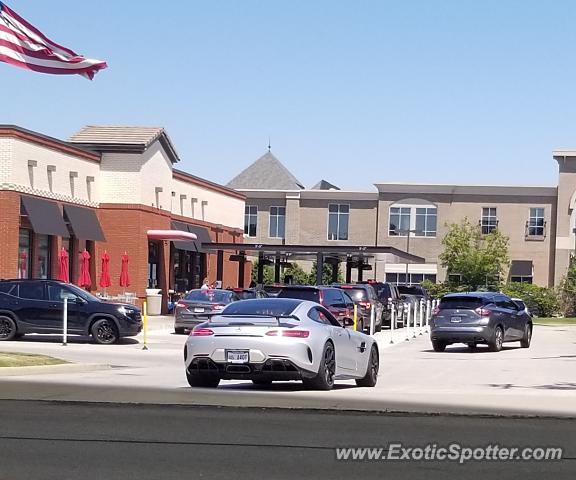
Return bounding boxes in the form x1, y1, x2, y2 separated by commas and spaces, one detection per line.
20, 196, 69, 237
64, 204, 106, 241
199, 242, 425, 264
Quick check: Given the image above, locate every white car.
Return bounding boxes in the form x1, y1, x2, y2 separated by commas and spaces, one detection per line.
184, 298, 379, 390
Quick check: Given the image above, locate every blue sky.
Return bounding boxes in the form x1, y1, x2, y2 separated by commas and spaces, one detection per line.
2, 0, 576, 190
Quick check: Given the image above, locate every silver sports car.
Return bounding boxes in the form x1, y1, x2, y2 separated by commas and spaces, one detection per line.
183, 298, 379, 390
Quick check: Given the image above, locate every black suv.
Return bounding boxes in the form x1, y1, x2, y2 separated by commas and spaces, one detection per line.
0, 279, 142, 344
333, 283, 384, 332
358, 281, 403, 327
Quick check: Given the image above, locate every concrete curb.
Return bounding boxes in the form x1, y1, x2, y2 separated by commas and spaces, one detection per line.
0, 363, 111, 377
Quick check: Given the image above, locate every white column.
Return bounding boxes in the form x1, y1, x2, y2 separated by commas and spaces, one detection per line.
405, 303, 410, 341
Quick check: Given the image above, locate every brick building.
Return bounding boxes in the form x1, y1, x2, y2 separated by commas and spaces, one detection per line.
228, 150, 576, 288
0, 125, 249, 310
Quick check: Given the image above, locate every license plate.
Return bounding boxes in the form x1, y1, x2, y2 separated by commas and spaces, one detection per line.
194, 307, 205, 313
226, 350, 249, 364
451, 316, 462, 323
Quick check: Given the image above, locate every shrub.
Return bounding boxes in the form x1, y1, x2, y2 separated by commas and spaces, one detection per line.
500, 283, 559, 317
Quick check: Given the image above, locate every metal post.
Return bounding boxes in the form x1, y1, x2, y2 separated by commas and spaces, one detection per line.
62, 297, 68, 346
216, 250, 224, 283
425, 299, 431, 333
357, 261, 364, 282
369, 304, 375, 336
390, 303, 395, 344
237, 252, 245, 288
405, 233, 411, 285
274, 256, 281, 283
405, 303, 410, 341
316, 253, 324, 286
353, 304, 358, 331
257, 252, 264, 284
419, 299, 424, 335
142, 301, 148, 350
345, 259, 352, 283
412, 302, 417, 338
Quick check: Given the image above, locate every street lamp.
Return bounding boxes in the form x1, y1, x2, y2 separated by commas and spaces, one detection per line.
394, 228, 422, 285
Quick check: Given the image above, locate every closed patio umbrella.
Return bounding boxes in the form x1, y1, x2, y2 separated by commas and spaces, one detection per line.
119, 253, 130, 289
57, 248, 69, 283
77, 249, 91, 288
99, 251, 111, 290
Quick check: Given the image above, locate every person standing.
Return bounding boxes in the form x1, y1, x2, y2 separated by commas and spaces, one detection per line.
201, 278, 210, 290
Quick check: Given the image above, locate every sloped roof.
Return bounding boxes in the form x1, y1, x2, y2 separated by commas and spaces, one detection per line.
68, 125, 180, 163
227, 151, 305, 190
312, 179, 340, 191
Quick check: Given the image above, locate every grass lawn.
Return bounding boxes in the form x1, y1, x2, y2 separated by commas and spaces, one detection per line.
533, 317, 576, 326
0, 352, 68, 368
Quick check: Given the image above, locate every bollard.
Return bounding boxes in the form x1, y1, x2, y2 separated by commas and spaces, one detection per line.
413, 302, 417, 338
390, 304, 395, 344
142, 301, 148, 351
425, 299, 431, 333
62, 297, 68, 346
405, 303, 411, 341
353, 304, 358, 331
419, 299, 424, 335
370, 305, 375, 336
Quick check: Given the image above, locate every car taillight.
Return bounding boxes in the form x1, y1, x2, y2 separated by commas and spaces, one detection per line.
432, 307, 440, 316
190, 328, 214, 336
266, 330, 310, 338
475, 307, 492, 316
359, 301, 371, 309
176, 302, 187, 309
212, 304, 226, 311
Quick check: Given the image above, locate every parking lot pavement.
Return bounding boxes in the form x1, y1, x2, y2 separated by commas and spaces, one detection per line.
0, 325, 574, 417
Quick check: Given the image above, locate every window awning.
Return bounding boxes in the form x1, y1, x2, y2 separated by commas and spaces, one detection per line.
64, 205, 105, 241
510, 260, 533, 276
187, 225, 212, 252
171, 221, 198, 252
20, 196, 69, 236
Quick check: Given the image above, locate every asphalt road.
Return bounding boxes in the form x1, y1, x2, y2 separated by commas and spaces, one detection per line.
0, 401, 574, 480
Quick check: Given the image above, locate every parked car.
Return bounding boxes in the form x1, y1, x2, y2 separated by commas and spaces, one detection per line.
397, 284, 428, 301
358, 281, 403, 327
226, 288, 269, 300
184, 298, 379, 390
174, 289, 242, 334
0, 279, 142, 344
262, 284, 284, 297
429, 292, 533, 352
276, 285, 356, 329
333, 284, 384, 333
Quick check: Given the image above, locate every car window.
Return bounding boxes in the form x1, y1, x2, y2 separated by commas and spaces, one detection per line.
0, 282, 16, 295
317, 306, 342, 327
17, 282, 45, 300
439, 296, 484, 310
341, 291, 354, 308
322, 289, 340, 306
337, 287, 368, 302
222, 298, 300, 316
47, 285, 80, 302
308, 307, 331, 325
185, 289, 233, 303
277, 288, 320, 303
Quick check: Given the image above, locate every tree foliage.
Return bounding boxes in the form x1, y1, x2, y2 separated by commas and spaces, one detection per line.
558, 256, 576, 316
439, 218, 510, 289
251, 260, 310, 285
308, 262, 343, 285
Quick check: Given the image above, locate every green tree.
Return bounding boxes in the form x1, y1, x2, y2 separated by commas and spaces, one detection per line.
308, 262, 343, 285
558, 255, 576, 316
250, 260, 275, 285
439, 218, 510, 290
250, 260, 310, 285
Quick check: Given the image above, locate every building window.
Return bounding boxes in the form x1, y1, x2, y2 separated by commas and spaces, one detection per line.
447, 273, 463, 285
244, 205, 258, 237
37, 234, 51, 279
527, 208, 545, 237
18, 229, 31, 279
511, 276, 533, 284
389, 204, 437, 237
389, 207, 411, 236
385, 273, 437, 284
328, 204, 349, 240
481, 207, 498, 234
269, 206, 286, 239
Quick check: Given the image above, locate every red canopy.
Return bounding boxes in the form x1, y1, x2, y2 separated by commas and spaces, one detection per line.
57, 248, 69, 283
99, 251, 111, 288
119, 253, 130, 288
77, 250, 92, 288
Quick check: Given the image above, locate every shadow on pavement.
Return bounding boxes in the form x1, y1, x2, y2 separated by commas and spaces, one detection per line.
5, 335, 140, 346
216, 382, 357, 392
489, 382, 576, 391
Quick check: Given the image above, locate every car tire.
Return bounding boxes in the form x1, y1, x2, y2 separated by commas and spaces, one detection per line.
0, 316, 17, 341
91, 319, 119, 345
520, 324, 532, 348
432, 340, 446, 352
488, 326, 504, 352
251, 379, 272, 386
186, 371, 220, 388
174, 327, 186, 335
303, 342, 336, 391
356, 344, 379, 387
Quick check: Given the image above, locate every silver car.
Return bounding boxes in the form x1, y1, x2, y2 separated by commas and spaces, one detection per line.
184, 298, 379, 390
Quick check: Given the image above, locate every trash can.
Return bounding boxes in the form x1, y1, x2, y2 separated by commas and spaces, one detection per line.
145, 289, 163, 316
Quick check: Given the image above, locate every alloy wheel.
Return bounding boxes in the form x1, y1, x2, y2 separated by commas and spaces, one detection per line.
369, 347, 379, 381
0, 318, 13, 339
97, 321, 115, 343
495, 328, 503, 349
323, 345, 336, 387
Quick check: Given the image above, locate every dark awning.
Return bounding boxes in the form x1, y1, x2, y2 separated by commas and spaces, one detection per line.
64, 205, 105, 241
171, 221, 197, 252
187, 225, 212, 252
20, 196, 69, 236
510, 260, 533, 276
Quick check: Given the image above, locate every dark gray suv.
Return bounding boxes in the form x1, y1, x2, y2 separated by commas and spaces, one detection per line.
430, 292, 532, 352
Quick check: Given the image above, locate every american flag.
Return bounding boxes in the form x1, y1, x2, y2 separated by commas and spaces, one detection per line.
0, 1, 106, 79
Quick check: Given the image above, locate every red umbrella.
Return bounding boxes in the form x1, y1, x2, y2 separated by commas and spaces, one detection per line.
99, 251, 111, 288
77, 249, 92, 288
57, 248, 69, 283
119, 253, 130, 288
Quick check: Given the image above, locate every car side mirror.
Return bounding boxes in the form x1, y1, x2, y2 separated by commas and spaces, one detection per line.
343, 318, 355, 328
75, 297, 85, 305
